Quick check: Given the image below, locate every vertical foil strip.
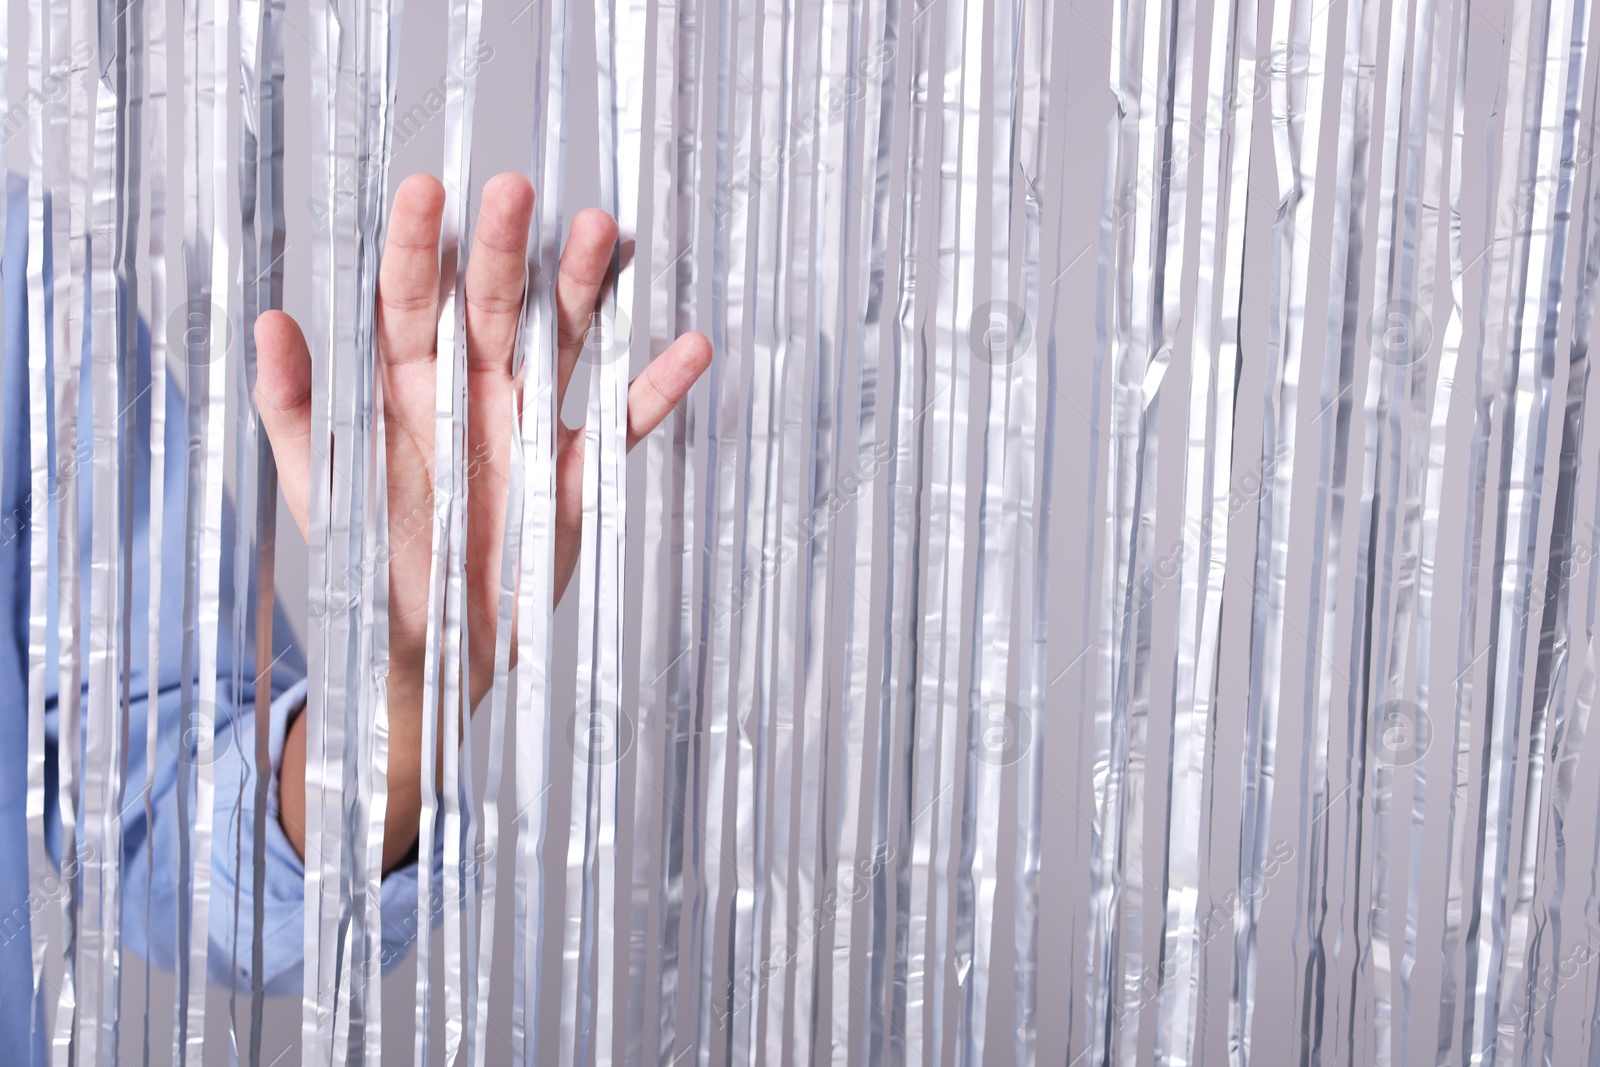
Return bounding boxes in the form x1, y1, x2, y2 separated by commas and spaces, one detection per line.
1009, 0, 1060, 1058
902, 0, 967, 1056
688, 0, 758, 1058
1114, 3, 1177, 1060
1487, 1, 1591, 1059
330, 0, 361, 1049
188, 0, 232, 1056
952, 0, 1022, 1060
407, 0, 483, 1060
246, 0, 282, 1046
511, 0, 567, 1059
761, 0, 812, 1049
1069, 94, 1117, 1067
653, 0, 705, 1060
558, 47, 600, 1065
929, 0, 986, 1055
884, 0, 933, 1058
142, 0, 172, 1058
50, 0, 87, 1058
1530, 76, 1600, 1066
753, 0, 815, 1060
33, 0, 1600, 1061
1339, 0, 1417, 1054
854, 0, 908, 1060
1236, 0, 1332, 1059
840, 0, 903, 1058
1085, 0, 1125, 1057
305, 0, 371, 1059
470, 73, 527, 1067
296, 0, 399, 1059
231, 0, 263, 993
77, 12, 122, 1060
354, 1, 401, 1058
1283, 0, 1366, 1054
1460, 0, 1581, 1059
728, 0, 800, 1060
1507, 88, 1597, 1065
1397, 0, 1462, 1056
24, 0, 56, 1055
0, 0, 5, 272
1398, 0, 1466, 1060
624, 0, 680, 1060
300, 0, 331, 1059
753, 1, 809, 1061
730, 0, 788, 1059
1443, 8, 1531, 1062
809, 0, 863, 1058
467, 287, 518, 1067
789, 1, 843, 1062
232, 0, 266, 1057
1002, 5, 1046, 1060
1153, 0, 1256, 1061
162, 0, 234, 1059
341, 2, 370, 1059
1087, 0, 1183, 1058
109, 0, 143, 1045
585, 0, 644, 1060
908, 0, 983, 1057
1087, 0, 1153, 1059
1433, 7, 1533, 1061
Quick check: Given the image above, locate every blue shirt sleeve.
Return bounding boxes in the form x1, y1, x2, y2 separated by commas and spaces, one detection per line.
0, 175, 443, 1017
118, 679, 443, 997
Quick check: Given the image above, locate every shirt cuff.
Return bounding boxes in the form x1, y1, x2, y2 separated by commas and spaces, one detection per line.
199, 681, 445, 997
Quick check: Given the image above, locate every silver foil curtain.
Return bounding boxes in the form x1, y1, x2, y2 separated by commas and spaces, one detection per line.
19, 0, 1600, 1063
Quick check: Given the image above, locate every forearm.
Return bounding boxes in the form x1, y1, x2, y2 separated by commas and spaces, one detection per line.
277, 671, 435, 874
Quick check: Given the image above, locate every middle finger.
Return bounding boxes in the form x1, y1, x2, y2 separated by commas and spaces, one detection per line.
465, 173, 537, 374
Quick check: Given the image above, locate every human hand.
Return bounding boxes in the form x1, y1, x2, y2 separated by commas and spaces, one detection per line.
255, 172, 711, 867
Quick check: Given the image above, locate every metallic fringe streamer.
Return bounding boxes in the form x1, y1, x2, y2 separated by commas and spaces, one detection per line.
624, 1, 683, 1062
952, 0, 1022, 1059
651, 0, 703, 1060
688, 0, 758, 1062
297, 2, 400, 1063
1481, 1, 1591, 1060
416, 0, 484, 1059
24, 0, 58, 1060
1514, 74, 1600, 1065
886, 3, 935, 1057
31, 0, 1600, 1064
51, 0, 87, 1061
1011, 0, 1060, 1057
1283, 0, 1356, 1054
1154, 0, 1256, 1061
511, 0, 568, 1061
1398, 0, 1463, 1057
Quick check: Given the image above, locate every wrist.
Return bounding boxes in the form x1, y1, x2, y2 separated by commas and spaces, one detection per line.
385, 658, 427, 724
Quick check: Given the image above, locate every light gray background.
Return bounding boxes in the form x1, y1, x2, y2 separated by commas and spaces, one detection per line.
14, 0, 1600, 1062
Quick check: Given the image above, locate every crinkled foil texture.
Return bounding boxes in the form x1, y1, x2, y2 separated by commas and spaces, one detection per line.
26, 0, 1600, 1064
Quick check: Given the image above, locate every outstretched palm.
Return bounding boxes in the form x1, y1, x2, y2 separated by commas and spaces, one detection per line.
255, 172, 712, 868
